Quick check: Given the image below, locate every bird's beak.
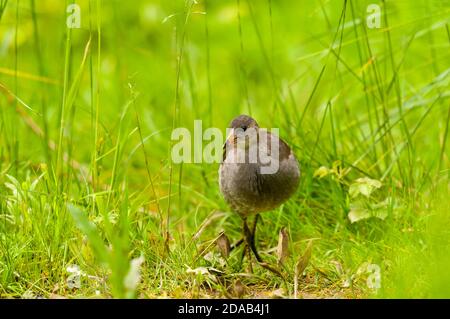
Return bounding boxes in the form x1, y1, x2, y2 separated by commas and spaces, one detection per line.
226, 128, 237, 146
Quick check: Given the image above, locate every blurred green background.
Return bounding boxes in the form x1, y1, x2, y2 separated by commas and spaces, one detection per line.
0, 0, 449, 298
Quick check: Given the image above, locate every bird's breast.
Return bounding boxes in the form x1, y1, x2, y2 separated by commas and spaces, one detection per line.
219, 146, 300, 216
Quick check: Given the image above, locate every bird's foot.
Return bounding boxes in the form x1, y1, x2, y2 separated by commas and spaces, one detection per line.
238, 217, 285, 280
237, 242, 285, 280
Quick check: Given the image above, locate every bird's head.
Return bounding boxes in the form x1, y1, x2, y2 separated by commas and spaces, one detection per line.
227, 115, 259, 143
229, 114, 259, 132
223, 115, 259, 160
223, 115, 260, 160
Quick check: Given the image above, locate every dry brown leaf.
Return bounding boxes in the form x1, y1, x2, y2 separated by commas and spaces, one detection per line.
233, 279, 246, 298
259, 262, 285, 280
294, 240, 313, 298
276, 227, 289, 265
216, 232, 231, 259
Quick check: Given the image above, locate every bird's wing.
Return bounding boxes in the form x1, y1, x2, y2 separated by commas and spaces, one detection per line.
263, 131, 294, 162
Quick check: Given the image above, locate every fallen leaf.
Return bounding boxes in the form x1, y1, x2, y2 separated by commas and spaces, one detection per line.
258, 262, 285, 280
276, 227, 289, 265
296, 241, 313, 275
216, 232, 231, 259
66, 273, 81, 289
233, 279, 245, 298
66, 264, 84, 289
294, 240, 313, 298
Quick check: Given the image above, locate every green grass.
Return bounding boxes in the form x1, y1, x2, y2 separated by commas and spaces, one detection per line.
0, 0, 449, 298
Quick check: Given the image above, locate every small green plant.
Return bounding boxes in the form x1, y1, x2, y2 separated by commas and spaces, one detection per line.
68, 204, 143, 298
0, 0, 448, 299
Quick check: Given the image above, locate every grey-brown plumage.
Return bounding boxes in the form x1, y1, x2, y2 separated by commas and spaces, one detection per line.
219, 115, 300, 216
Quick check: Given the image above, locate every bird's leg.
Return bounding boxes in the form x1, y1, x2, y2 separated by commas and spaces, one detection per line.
230, 238, 244, 252
239, 243, 246, 265
237, 216, 286, 280
243, 217, 262, 263
250, 213, 261, 253
246, 245, 253, 273
251, 214, 260, 236
238, 220, 250, 270
232, 215, 259, 253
